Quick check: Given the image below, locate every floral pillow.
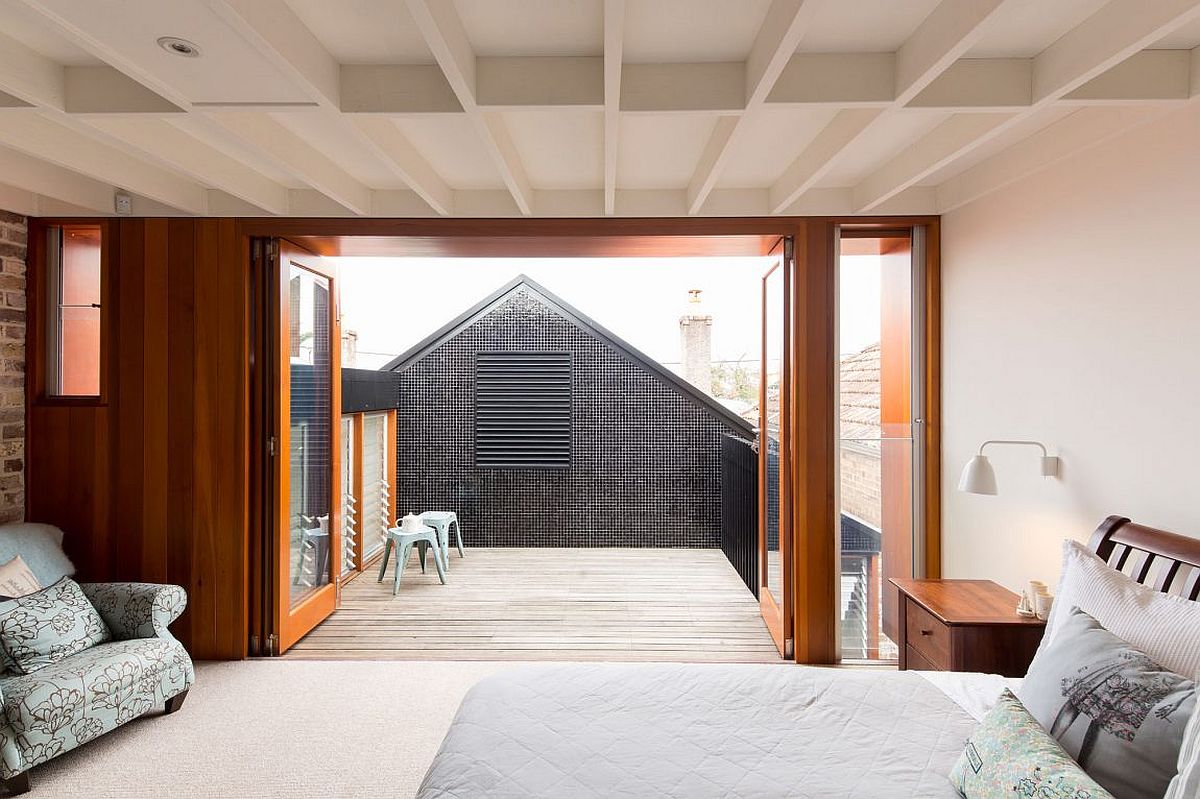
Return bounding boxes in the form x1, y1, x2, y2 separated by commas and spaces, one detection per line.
950, 689, 1113, 799
1018, 607, 1195, 799
0, 577, 111, 674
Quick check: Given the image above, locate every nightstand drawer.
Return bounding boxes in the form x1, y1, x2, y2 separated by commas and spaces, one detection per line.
904, 643, 942, 671
905, 599, 951, 666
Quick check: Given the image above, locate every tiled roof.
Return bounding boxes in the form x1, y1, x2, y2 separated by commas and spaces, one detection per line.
840, 342, 880, 453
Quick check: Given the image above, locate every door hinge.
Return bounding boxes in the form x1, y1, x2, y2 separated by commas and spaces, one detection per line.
266, 633, 279, 657
267, 436, 277, 457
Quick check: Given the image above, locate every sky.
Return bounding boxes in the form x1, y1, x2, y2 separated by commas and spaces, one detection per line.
336, 255, 883, 371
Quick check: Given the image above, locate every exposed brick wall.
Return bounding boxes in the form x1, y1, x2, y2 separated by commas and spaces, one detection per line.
840, 446, 881, 529
0, 212, 25, 523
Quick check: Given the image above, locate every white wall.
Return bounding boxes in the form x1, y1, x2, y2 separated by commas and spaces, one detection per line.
941, 102, 1200, 592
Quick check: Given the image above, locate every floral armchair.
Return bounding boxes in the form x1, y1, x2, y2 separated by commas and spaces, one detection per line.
0, 524, 194, 795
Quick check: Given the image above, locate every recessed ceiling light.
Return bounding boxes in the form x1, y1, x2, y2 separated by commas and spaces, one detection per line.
157, 36, 201, 58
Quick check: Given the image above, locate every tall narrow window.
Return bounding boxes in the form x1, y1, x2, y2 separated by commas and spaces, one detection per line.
45, 225, 102, 397
836, 231, 922, 663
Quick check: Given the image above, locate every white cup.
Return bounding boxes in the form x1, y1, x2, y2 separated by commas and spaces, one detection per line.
1035, 593, 1053, 621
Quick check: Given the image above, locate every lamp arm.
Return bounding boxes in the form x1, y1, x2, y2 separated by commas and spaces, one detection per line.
977, 439, 1048, 457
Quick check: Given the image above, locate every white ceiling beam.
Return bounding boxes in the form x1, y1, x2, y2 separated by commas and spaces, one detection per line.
405, 0, 533, 214
477, 57, 603, 109
774, 0, 1013, 213
686, 0, 819, 214
769, 109, 882, 213
1192, 46, 1200, 97
207, 0, 338, 109
340, 65, 461, 114
908, 59, 1031, 110
208, 0, 451, 214
16, 0, 193, 110
604, 0, 624, 215
63, 66, 182, 114
0, 184, 40, 217
82, 117, 289, 214
0, 145, 116, 213
854, 0, 1200, 212
621, 63, 744, 113
853, 113, 1012, 212
205, 112, 371, 215
0, 112, 207, 213
894, 0, 1009, 105
350, 117, 453, 215
935, 106, 1166, 211
0, 31, 64, 109
1061, 50, 1192, 105
769, 53, 894, 106
1033, 0, 1200, 103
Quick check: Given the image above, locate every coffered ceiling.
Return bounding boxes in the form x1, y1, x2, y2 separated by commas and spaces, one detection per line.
0, 0, 1197, 218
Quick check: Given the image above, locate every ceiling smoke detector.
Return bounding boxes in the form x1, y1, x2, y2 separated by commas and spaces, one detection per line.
157, 36, 201, 58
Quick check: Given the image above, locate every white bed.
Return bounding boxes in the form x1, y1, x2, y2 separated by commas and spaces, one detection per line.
416, 664, 1017, 798
418, 517, 1200, 798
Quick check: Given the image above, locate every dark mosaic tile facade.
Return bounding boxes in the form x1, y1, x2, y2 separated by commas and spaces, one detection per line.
394, 287, 746, 548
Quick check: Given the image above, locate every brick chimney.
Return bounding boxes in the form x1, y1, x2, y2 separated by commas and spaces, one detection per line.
341, 329, 358, 368
679, 289, 712, 393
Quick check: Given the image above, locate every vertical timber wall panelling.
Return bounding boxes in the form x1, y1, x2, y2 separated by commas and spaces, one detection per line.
0, 212, 25, 523
26, 218, 249, 659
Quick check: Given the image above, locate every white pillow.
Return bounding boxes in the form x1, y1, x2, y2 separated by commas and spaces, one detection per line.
0, 554, 41, 598
1039, 539, 1200, 679
1165, 676, 1200, 799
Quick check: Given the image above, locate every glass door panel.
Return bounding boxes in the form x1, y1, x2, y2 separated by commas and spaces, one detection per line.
836, 231, 919, 662
274, 240, 341, 653
361, 413, 389, 561
758, 236, 792, 657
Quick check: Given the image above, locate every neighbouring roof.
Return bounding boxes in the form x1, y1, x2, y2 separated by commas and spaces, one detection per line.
381, 274, 756, 437
839, 342, 880, 454
841, 513, 881, 554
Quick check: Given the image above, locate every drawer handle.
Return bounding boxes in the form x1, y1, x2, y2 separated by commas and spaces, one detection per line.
920, 629, 933, 636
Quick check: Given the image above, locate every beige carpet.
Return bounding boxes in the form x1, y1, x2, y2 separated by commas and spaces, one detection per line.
26, 660, 509, 798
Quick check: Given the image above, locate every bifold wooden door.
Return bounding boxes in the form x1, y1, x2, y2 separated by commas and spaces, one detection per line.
271, 239, 342, 653
758, 236, 793, 657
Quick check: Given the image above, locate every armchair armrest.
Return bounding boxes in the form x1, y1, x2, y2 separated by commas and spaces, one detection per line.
79, 583, 188, 641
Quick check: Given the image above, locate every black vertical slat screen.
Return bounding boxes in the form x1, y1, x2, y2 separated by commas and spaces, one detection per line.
475, 352, 571, 469
720, 434, 758, 597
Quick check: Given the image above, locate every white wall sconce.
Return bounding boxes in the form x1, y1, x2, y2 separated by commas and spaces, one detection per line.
958, 440, 1060, 495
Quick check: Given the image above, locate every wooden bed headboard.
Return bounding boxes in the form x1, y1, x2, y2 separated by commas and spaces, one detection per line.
1088, 515, 1200, 599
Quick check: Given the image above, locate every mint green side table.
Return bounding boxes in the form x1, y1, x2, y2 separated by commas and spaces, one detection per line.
419, 511, 464, 568
377, 525, 446, 594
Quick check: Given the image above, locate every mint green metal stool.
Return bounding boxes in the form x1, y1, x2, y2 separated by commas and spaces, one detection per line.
419, 511, 464, 568
377, 525, 446, 595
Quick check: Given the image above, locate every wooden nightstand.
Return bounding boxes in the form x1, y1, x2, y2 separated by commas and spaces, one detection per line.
890, 578, 1046, 678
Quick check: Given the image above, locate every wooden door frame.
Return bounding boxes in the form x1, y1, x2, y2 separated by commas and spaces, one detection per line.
233, 214, 939, 665
272, 238, 342, 653
758, 237, 792, 657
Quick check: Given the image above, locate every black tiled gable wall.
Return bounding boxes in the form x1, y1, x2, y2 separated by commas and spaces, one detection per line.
395, 288, 740, 547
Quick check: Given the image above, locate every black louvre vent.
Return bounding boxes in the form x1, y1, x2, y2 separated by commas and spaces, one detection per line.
475, 352, 571, 469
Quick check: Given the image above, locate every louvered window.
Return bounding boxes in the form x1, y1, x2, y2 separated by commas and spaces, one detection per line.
475, 352, 571, 469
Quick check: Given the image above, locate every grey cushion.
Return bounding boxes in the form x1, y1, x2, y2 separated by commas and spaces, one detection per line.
0, 524, 74, 587
0, 578, 111, 675
1019, 607, 1196, 799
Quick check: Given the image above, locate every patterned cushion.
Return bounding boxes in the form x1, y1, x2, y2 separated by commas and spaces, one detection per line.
1019, 607, 1196, 799
0, 578, 111, 675
950, 689, 1114, 799
0, 638, 193, 776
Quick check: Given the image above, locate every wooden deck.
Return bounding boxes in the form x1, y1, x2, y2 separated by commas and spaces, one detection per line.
284, 548, 783, 662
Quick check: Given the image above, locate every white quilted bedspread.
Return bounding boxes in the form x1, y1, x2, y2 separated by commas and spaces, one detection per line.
417, 663, 976, 798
